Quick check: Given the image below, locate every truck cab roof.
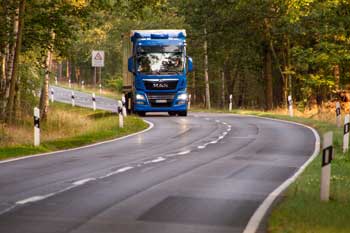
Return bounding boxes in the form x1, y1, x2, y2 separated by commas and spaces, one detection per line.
131, 30, 186, 42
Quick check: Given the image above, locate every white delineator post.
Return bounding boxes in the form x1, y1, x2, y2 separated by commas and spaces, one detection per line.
122, 95, 127, 117
55, 76, 58, 85
321, 131, 333, 202
92, 93, 96, 111
229, 94, 232, 111
343, 114, 350, 153
288, 95, 294, 117
188, 94, 191, 110
34, 107, 40, 147
118, 100, 124, 128
336, 102, 341, 128
99, 83, 102, 94
71, 91, 75, 107
68, 79, 71, 88
50, 88, 54, 103
81, 80, 85, 90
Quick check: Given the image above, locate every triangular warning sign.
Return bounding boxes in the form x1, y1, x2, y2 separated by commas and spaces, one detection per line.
95, 52, 103, 60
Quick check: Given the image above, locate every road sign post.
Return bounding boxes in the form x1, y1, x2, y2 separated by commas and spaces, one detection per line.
321, 131, 333, 202
288, 95, 293, 117
92, 50, 105, 87
71, 91, 75, 107
34, 107, 40, 147
122, 95, 127, 117
344, 114, 350, 153
336, 102, 341, 128
92, 93, 96, 111
50, 88, 54, 103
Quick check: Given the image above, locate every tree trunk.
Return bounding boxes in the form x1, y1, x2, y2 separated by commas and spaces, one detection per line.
39, 47, 53, 120
264, 44, 273, 110
66, 60, 70, 80
204, 27, 211, 109
191, 71, 196, 104
334, 65, 340, 91
221, 69, 225, 108
58, 61, 62, 80
6, 0, 25, 124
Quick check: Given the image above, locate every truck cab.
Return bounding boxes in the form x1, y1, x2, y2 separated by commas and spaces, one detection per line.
125, 30, 193, 116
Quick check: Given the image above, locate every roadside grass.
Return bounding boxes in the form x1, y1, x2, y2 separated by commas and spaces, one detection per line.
53, 81, 121, 99
191, 106, 350, 233
0, 102, 148, 160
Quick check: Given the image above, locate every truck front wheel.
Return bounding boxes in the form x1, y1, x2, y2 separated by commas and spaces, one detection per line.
178, 111, 187, 117
136, 111, 146, 117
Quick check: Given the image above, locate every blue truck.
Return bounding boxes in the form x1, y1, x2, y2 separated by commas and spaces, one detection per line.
123, 30, 193, 116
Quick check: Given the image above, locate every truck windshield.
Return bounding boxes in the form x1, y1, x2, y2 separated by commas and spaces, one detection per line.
136, 45, 184, 74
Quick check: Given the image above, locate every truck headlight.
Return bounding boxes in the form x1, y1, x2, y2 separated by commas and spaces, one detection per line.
136, 94, 145, 100
177, 93, 188, 100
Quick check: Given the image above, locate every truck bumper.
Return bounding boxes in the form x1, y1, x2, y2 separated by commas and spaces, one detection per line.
134, 104, 187, 112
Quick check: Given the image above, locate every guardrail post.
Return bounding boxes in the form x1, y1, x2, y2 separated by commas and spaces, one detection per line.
336, 102, 341, 127
344, 114, 350, 153
188, 94, 191, 110
92, 93, 96, 111
288, 95, 293, 117
50, 87, 54, 103
321, 131, 333, 201
122, 95, 127, 117
118, 100, 124, 128
71, 91, 75, 107
229, 94, 232, 111
34, 107, 40, 147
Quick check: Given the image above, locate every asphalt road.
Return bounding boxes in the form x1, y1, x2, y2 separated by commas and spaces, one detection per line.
0, 86, 316, 233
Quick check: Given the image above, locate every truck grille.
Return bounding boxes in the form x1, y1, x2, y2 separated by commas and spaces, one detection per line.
147, 93, 175, 107
144, 79, 178, 90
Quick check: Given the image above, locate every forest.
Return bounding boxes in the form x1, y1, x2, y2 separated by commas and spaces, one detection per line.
1, 0, 350, 123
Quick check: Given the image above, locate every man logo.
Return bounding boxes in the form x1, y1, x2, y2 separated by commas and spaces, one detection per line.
153, 83, 169, 88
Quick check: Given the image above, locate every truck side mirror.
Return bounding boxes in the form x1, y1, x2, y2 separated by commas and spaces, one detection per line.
128, 57, 134, 73
187, 56, 193, 73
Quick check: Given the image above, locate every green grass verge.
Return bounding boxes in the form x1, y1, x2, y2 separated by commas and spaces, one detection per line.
0, 103, 148, 160
192, 107, 350, 232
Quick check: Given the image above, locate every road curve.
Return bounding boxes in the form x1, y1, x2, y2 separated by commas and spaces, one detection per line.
0, 87, 316, 233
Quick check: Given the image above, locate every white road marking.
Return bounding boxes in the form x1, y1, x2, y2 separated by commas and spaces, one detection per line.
177, 150, 191, 155
16, 196, 48, 205
197, 145, 206, 149
150, 157, 166, 163
100, 166, 134, 179
73, 178, 95, 186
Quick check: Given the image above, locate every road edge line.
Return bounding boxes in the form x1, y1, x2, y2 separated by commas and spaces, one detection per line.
0, 119, 154, 165
241, 114, 321, 233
